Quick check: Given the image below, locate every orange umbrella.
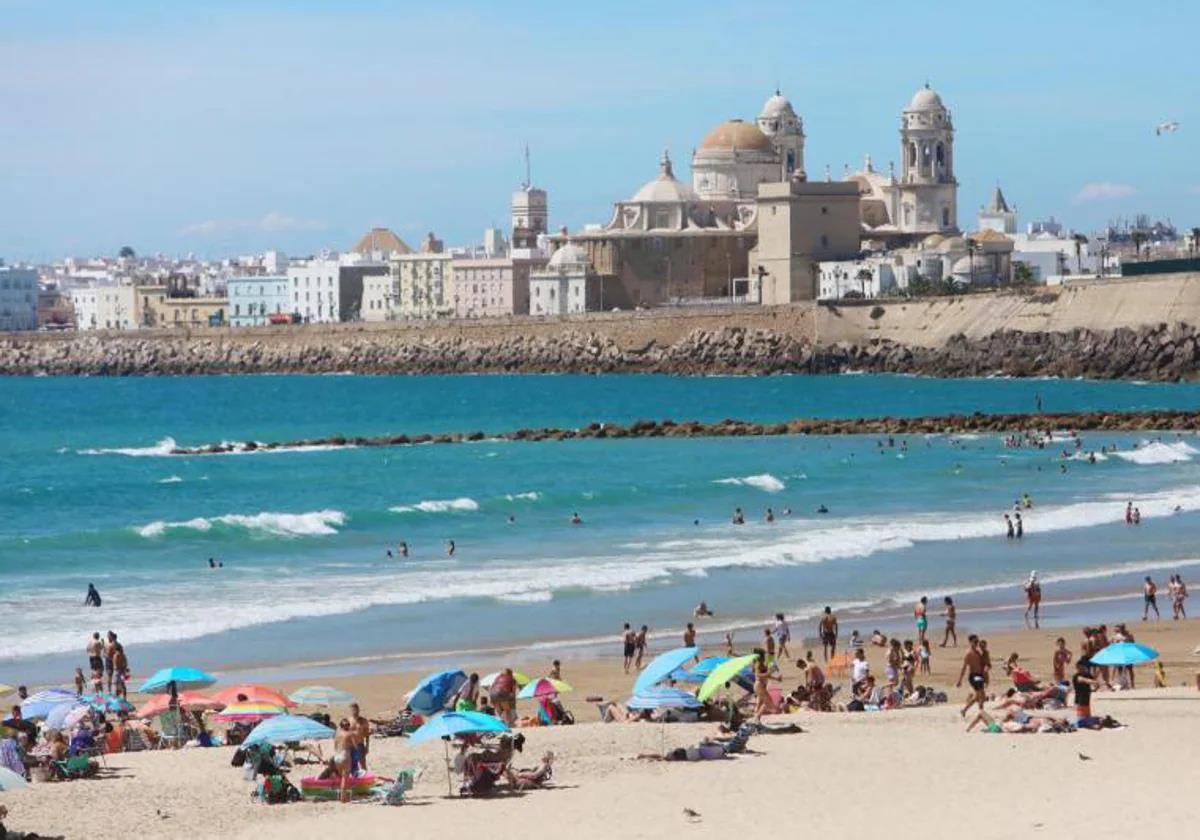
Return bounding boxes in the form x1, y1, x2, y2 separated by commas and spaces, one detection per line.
210, 684, 296, 709
134, 691, 224, 719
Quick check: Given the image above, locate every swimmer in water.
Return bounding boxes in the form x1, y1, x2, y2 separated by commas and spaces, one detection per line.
208, 558, 216, 569
570, 512, 582, 525
732, 508, 745, 525
1005, 514, 1014, 539
399, 541, 409, 558
507, 515, 516, 525
447, 540, 456, 557
765, 508, 775, 524
694, 601, 714, 618
816, 504, 829, 514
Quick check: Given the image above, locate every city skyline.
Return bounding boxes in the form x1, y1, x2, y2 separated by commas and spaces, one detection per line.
1, 0, 1196, 261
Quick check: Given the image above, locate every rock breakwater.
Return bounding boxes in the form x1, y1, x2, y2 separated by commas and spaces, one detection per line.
160, 409, 1200, 456
3, 320, 1200, 380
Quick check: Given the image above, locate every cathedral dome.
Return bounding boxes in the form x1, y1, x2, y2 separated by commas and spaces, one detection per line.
548, 242, 588, 268
907, 84, 945, 112
631, 151, 698, 203
698, 119, 773, 153
759, 92, 794, 119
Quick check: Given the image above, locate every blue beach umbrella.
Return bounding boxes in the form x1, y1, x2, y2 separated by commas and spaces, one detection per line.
83, 693, 135, 714
1089, 642, 1159, 666
20, 689, 78, 721
45, 701, 89, 730
670, 655, 731, 683
138, 666, 216, 694
408, 670, 467, 716
626, 686, 703, 711
408, 711, 510, 745
633, 646, 700, 695
243, 714, 335, 747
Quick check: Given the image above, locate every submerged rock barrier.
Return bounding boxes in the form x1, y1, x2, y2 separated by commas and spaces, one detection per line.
163, 409, 1200, 456
4, 320, 1200, 380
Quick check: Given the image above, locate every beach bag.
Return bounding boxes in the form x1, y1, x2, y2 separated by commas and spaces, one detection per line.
231, 748, 247, 767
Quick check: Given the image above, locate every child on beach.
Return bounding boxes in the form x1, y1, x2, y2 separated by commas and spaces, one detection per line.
919, 639, 931, 675
74, 667, 85, 695
1052, 638, 1073, 683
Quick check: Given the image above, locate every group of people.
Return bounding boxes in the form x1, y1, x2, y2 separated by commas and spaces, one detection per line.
82, 630, 130, 698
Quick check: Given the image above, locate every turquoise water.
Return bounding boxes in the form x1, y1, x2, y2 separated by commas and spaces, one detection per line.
2, 374, 1200, 685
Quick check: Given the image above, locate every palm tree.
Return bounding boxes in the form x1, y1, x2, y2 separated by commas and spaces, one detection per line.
856, 268, 873, 298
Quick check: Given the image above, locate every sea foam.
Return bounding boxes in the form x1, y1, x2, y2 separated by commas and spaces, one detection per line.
136, 509, 345, 538
714, 473, 786, 493
390, 497, 480, 514
1111, 441, 1199, 465
79, 437, 178, 457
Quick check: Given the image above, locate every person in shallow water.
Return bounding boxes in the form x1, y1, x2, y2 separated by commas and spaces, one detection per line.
447, 540, 455, 557
570, 512, 582, 525
731, 508, 745, 525
84, 583, 101, 607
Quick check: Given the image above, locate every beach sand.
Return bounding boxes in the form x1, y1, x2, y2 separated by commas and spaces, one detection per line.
5, 616, 1198, 839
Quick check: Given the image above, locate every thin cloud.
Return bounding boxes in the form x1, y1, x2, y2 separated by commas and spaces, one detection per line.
1073, 182, 1135, 203
181, 212, 326, 237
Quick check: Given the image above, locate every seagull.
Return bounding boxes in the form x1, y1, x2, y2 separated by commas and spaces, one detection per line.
1078, 752, 1092, 761
1155, 121, 1180, 136
683, 807, 702, 822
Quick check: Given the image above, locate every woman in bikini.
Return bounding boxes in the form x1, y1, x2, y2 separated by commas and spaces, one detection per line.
332, 719, 354, 803
752, 650, 780, 722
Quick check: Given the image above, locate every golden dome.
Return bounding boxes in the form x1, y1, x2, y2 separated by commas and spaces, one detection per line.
698, 119, 773, 153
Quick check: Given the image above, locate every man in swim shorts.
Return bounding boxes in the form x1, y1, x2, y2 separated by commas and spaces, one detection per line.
818, 607, 838, 661
956, 635, 987, 717
914, 596, 929, 645
348, 703, 370, 773
86, 632, 103, 678
622, 623, 636, 674
1143, 576, 1160, 621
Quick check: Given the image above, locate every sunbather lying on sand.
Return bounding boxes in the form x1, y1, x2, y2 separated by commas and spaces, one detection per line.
967, 709, 1073, 733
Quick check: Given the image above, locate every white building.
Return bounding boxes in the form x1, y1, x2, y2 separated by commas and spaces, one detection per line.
228, 276, 290, 327
978, 186, 1017, 234
451, 258, 530, 319
361, 273, 397, 321
530, 242, 599, 315
287, 258, 341, 323
976, 187, 1096, 281
0, 264, 38, 331
70, 283, 136, 330
68, 287, 98, 330
818, 258, 899, 300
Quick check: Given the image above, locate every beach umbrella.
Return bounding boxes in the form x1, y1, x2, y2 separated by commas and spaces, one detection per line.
211, 684, 295, 709
138, 666, 216, 694
212, 702, 286, 723
408, 670, 467, 716
633, 646, 700, 695
287, 685, 354, 706
670, 655, 732, 684
20, 689, 78, 721
45, 701, 89, 730
0, 766, 28, 791
626, 686, 702, 711
479, 671, 530, 689
697, 654, 758, 702
1089, 642, 1159, 666
517, 678, 573, 700
82, 694, 135, 714
243, 713, 335, 747
134, 691, 222, 719
407, 711, 510, 745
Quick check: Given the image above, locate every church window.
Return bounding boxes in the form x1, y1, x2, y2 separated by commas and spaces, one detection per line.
942, 208, 951, 227
936, 143, 945, 167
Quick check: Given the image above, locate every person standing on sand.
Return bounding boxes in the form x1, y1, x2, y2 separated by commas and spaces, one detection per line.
1052, 637, 1073, 683
683, 623, 698, 662
332, 719, 354, 802
940, 596, 958, 647
103, 631, 117, 694
86, 632, 103, 681
979, 639, 993, 687
348, 703, 370, 773
621, 623, 635, 674
1173, 574, 1188, 619
957, 635, 987, 717
818, 607, 838, 661
1024, 571, 1042, 629
634, 625, 648, 670
549, 659, 562, 681
773, 613, 791, 661
1072, 659, 1100, 722
1143, 576, 1160, 621
914, 596, 928, 645
752, 649, 780, 722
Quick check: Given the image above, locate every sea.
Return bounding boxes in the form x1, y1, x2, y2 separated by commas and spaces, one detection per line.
2, 373, 1200, 686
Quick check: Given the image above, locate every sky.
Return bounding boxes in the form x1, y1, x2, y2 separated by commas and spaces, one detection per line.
1, 0, 1197, 262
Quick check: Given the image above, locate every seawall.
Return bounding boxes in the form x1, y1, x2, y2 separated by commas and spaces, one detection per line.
3, 273, 1200, 379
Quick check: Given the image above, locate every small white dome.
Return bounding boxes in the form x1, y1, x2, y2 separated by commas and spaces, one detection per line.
631, 151, 698, 203
907, 85, 945, 112
548, 242, 587, 268
760, 91, 795, 119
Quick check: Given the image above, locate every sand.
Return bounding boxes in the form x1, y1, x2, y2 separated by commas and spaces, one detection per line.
4, 616, 1198, 840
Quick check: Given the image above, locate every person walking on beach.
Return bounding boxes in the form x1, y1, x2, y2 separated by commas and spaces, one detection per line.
1143, 576, 1160, 621
634, 625, 648, 670
1024, 572, 1042, 629
818, 607, 838, 661
84, 583, 102, 607
621, 624, 636, 674
1172, 574, 1188, 619
773, 613, 791, 661
957, 635, 987, 717
914, 596, 929, 645
941, 596, 958, 647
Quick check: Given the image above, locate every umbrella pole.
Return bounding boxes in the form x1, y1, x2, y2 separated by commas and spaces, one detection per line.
444, 740, 452, 797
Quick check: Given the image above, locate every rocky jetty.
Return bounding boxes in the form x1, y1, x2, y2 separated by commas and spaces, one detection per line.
3, 320, 1200, 380
162, 409, 1200, 456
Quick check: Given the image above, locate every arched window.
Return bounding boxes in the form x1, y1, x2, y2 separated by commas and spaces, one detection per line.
936, 143, 945, 167
908, 143, 917, 167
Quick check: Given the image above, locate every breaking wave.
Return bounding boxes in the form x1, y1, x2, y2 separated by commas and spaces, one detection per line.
390, 497, 480, 514
79, 437, 178, 457
714, 473, 785, 493
1111, 441, 1199, 465
136, 509, 346, 538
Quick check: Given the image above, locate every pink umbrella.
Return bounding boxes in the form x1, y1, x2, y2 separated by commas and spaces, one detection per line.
212, 702, 285, 723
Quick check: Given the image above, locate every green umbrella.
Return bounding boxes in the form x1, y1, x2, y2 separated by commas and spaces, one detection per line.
697, 654, 757, 702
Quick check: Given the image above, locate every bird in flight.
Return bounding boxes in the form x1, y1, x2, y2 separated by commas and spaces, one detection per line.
1155, 121, 1180, 136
